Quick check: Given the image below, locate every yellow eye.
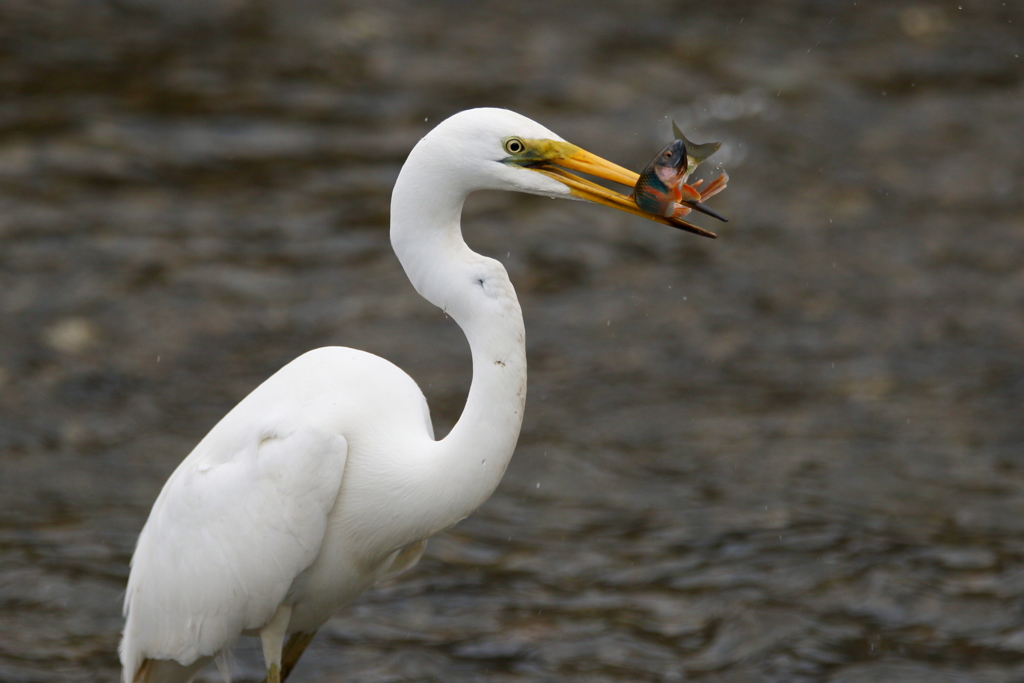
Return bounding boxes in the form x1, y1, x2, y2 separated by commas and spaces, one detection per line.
504, 138, 526, 155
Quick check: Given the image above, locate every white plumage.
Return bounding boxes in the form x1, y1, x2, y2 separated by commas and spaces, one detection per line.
121, 108, 685, 683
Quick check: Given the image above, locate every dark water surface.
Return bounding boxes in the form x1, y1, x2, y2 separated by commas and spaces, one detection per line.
2, 1, 1023, 681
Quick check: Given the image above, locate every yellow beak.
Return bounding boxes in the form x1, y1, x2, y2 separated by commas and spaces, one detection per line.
517, 139, 717, 239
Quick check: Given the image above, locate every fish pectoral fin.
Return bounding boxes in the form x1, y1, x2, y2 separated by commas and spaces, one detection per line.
699, 172, 729, 201
670, 203, 692, 219
679, 184, 703, 202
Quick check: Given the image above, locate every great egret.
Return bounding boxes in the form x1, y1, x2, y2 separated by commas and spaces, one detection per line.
120, 108, 719, 683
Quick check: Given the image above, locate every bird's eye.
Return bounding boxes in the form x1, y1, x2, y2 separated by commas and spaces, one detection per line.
504, 138, 525, 155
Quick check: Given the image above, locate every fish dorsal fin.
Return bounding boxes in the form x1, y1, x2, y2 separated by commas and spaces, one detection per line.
672, 120, 721, 165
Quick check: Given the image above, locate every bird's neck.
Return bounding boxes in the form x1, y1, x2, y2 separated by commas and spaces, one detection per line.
390, 160, 527, 534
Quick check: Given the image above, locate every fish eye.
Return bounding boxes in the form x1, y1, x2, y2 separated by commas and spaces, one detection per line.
504, 138, 526, 154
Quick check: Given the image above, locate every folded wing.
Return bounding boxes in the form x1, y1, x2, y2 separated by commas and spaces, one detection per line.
121, 424, 348, 681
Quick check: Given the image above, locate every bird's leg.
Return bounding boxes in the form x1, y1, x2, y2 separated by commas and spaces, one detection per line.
257, 631, 316, 683
264, 631, 318, 683
259, 603, 293, 683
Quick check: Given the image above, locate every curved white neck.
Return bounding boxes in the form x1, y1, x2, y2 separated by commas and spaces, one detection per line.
390, 150, 527, 534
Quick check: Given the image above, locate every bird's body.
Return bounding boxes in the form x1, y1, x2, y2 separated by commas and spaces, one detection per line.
122, 349, 436, 677
121, 108, 721, 683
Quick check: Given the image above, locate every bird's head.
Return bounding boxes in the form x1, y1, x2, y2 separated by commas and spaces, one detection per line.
409, 108, 717, 238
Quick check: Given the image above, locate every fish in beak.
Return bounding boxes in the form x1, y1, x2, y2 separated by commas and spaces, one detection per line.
632, 122, 729, 224
504, 135, 725, 239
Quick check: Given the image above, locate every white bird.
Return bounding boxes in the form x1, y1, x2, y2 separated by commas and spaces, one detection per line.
120, 108, 715, 683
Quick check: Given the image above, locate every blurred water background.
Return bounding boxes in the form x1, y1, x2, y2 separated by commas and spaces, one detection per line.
1, 1, 1023, 681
